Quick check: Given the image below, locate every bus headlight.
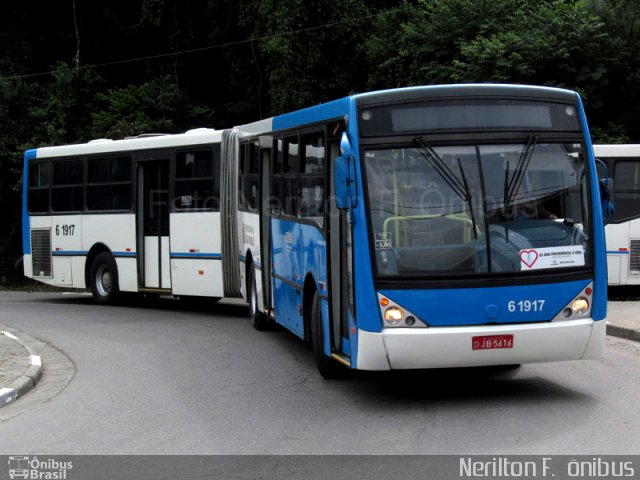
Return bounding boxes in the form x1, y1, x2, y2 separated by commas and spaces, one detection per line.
384, 307, 404, 326
571, 297, 589, 316
552, 283, 593, 321
377, 293, 429, 328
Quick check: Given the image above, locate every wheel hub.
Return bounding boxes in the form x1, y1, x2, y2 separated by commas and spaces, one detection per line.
96, 265, 112, 296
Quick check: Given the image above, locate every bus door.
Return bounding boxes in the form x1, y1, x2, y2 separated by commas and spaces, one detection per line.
328, 135, 353, 357
259, 136, 274, 315
137, 157, 171, 290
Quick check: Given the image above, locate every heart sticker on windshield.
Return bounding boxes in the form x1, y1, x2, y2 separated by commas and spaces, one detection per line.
520, 249, 539, 268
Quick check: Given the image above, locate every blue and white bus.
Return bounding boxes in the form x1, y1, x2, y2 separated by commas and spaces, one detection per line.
227, 84, 608, 377
22, 129, 241, 303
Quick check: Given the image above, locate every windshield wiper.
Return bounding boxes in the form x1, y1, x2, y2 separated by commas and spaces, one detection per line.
414, 137, 478, 239
501, 135, 538, 242
504, 134, 538, 208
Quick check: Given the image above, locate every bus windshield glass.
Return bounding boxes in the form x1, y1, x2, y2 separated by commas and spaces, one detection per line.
364, 142, 591, 278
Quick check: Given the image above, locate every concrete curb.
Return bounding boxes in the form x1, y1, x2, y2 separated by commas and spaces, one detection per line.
0, 329, 43, 408
607, 322, 640, 343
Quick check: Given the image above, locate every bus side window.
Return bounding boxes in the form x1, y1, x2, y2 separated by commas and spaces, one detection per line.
238, 143, 248, 212
28, 161, 50, 213
283, 135, 299, 216
271, 136, 299, 217
613, 159, 640, 222
271, 138, 284, 215
242, 141, 260, 212
300, 131, 325, 222
175, 149, 217, 211
51, 158, 84, 212
87, 156, 132, 211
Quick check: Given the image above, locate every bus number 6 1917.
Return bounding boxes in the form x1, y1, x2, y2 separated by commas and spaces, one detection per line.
508, 299, 545, 313
55, 225, 75, 236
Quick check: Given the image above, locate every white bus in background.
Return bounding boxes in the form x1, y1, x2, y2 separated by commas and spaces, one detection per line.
22, 129, 241, 303
593, 144, 640, 286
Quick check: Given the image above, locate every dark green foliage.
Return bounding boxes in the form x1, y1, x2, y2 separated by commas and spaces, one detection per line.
90, 75, 212, 138
1, 0, 640, 284
363, 1, 607, 89
236, 0, 371, 114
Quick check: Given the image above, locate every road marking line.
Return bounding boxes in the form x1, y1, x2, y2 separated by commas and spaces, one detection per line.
2, 331, 18, 341
0, 387, 17, 406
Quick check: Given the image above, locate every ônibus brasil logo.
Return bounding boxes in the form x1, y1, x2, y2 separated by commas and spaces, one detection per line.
8, 456, 72, 480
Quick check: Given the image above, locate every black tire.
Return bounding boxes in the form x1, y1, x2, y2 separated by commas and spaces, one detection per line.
310, 292, 344, 379
248, 266, 269, 330
89, 252, 120, 305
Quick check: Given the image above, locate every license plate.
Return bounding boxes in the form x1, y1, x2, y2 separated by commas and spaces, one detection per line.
472, 334, 514, 350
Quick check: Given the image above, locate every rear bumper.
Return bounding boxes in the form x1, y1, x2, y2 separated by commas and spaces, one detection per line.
356, 318, 605, 370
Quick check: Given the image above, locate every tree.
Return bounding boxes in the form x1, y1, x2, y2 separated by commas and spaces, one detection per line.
234, 0, 371, 115
363, 1, 607, 89
361, 0, 640, 142
90, 75, 211, 139
585, 0, 640, 141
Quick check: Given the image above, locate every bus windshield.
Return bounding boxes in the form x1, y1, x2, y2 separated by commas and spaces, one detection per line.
364, 142, 591, 277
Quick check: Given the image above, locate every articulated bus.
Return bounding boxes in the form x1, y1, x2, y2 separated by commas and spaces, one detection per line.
593, 144, 640, 286
22, 129, 241, 303
227, 84, 608, 377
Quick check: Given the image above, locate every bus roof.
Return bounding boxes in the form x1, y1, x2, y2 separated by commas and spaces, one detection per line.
239, 84, 580, 135
354, 83, 578, 106
593, 144, 640, 157
31, 128, 222, 159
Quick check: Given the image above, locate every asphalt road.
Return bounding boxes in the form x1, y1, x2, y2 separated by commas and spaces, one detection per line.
0, 291, 639, 455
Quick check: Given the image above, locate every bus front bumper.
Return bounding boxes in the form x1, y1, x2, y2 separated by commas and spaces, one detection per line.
355, 318, 605, 370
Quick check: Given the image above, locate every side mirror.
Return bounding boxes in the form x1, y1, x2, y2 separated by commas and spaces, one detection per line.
334, 155, 357, 210
595, 158, 614, 224
340, 131, 353, 157
600, 177, 615, 225
335, 133, 357, 210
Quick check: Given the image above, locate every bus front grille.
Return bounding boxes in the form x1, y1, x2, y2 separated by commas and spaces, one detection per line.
631, 240, 640, 272
31, 229, 52, 277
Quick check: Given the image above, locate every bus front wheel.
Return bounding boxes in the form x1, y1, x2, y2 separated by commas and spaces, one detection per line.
90, 252, 120, 305
311, 292, 344, 379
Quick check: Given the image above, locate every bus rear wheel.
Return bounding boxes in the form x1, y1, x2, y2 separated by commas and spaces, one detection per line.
248, 266, 269, 330
90, 252, 120, 305
310, 292, 344, 379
